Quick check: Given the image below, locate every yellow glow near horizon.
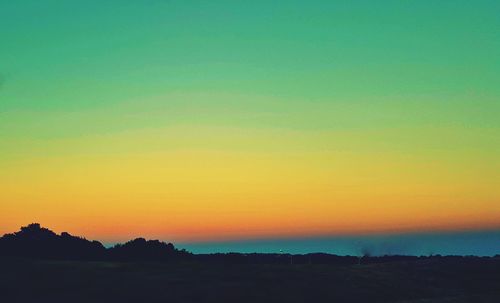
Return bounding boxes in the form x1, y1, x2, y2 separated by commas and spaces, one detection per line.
2, 133, 499, 241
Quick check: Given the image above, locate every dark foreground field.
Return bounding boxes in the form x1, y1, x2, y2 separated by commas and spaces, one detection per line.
1, 257, 500, 303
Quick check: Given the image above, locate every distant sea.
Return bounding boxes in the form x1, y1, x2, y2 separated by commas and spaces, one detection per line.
177, 230, 500, 257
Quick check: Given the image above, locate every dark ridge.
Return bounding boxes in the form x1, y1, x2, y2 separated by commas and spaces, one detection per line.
1, 224, 499, 264
0, 223, 105, 260
0, 223, 189, 262
109, 237, 191, 261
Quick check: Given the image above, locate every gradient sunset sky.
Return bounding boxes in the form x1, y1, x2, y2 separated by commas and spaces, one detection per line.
1, 1, 499, 243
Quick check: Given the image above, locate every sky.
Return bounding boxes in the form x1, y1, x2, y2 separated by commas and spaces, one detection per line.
1, 1, 499, 247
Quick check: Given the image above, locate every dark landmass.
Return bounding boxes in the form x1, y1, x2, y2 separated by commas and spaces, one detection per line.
1, 224, 500, 302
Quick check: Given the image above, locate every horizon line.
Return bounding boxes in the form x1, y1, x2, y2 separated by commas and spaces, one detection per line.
5, 222, 500, 245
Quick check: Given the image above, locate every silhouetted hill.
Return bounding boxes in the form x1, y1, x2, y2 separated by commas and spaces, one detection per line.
109, 237, 191, 261
0, 223, 105, 260
0, 223, 190, 261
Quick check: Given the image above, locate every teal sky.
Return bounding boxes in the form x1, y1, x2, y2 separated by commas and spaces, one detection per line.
2, 0, 499, 110
2, 1, 499, 153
